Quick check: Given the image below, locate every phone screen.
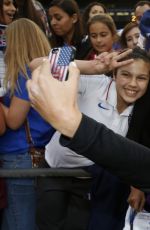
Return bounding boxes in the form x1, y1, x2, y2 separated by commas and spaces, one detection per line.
49, 46, 76, 81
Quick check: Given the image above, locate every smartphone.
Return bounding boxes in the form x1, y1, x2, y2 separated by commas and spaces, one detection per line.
0, 24, 7, 51
49, 46, 76, 81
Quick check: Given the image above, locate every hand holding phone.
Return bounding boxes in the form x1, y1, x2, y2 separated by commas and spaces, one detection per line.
49, 46, 76, 81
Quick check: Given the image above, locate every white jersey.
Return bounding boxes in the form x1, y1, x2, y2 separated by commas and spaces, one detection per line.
45, 75, 133, 168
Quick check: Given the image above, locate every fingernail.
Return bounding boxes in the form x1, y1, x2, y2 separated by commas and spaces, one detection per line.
42, 58, 47, 62
70, 61, 77, 67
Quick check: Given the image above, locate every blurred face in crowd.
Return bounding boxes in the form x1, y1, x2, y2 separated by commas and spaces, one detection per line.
114, 59, 150, 113
48, 6, 77, 44
89, 21, 114, 54
89, 5, 105, 19
125, 26, 140, 49
135, 4, 150, 24
0, 0, 16, 24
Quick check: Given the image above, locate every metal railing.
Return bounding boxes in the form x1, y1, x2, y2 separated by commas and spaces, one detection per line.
0, 168, 91, 178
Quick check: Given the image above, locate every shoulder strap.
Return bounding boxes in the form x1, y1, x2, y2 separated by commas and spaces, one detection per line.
25, 120, 34, 147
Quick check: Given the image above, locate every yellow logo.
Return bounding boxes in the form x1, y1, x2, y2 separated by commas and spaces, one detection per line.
131, 15, 136, 22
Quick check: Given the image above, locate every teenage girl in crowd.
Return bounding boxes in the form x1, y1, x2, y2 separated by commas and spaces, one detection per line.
36, 47, 148, 230
47, 0, 90, 59
119, 21, 140, 49
85, 14, 119, 60
0, 18, 55, 230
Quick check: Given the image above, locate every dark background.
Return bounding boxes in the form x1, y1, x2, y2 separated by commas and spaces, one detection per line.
39, 0, 139, 28
39, 0, 138, 8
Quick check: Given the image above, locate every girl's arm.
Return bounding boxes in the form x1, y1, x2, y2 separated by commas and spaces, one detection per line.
29, 49, 133, 75
75, 49, 133, 75
1, 97, 30, 130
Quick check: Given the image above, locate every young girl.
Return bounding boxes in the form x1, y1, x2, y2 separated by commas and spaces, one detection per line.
120, 21, 140, 49
0, 18, 55, 230
35, 47, 149, 230
86, 14, 119, 60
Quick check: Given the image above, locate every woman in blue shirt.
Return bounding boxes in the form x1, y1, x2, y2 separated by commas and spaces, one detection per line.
0, 18, 55, 230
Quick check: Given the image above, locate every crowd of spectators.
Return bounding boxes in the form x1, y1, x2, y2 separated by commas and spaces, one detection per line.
0, 0, 150, 230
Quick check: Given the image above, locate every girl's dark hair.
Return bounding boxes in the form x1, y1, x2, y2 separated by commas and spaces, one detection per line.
119, 22, 139, 49
82, 1, 108, 34
114, 47, 150, 75
48, 0, 83, 48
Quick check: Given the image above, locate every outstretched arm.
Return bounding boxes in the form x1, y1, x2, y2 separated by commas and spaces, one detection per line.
75, 49, 133, 74
29, 49, 133, 75
59, 114, 150, 191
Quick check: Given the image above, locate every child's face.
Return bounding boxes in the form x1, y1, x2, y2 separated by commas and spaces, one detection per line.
89, 21, 114, 54
114, 59, 150, 113
125, 26, 140, 49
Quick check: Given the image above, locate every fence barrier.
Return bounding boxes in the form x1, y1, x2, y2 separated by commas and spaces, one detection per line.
0, 168, 91, 178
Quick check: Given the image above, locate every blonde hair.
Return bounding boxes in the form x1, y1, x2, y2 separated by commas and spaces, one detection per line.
4, 18, 51, 95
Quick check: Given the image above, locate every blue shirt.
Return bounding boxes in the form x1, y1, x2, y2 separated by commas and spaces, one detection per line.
0, 67, 55, 154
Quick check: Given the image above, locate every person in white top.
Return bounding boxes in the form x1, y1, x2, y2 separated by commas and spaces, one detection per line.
46, 74, 134, 168
34, 47, 150, 230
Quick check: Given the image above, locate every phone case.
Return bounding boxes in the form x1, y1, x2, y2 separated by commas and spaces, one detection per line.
49, 46, 76, 81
